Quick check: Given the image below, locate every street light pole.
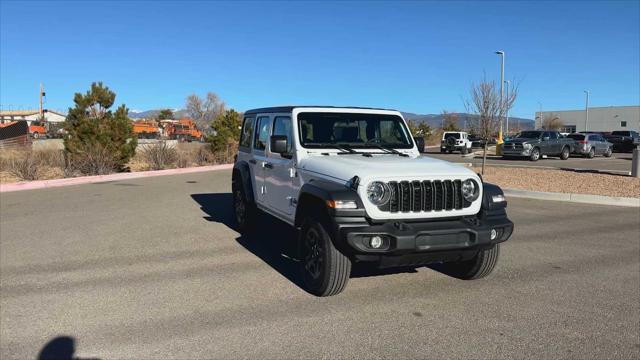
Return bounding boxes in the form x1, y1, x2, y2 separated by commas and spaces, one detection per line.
584, 90, 590, 132
495, 50, 505, 155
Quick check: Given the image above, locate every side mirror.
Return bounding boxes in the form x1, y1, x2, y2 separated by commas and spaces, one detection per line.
270, 135, 289, 155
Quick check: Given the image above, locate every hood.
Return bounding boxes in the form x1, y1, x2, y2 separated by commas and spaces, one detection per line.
506, 137, 538, 144
298, 154, 476, 183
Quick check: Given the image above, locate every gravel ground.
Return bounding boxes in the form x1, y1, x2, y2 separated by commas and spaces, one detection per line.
478, 166, 640, 198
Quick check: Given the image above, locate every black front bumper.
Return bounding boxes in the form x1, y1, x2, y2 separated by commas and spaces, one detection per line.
330, 210, 513, 268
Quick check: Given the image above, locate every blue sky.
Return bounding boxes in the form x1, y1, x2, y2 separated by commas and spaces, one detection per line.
1, 1, 639, 119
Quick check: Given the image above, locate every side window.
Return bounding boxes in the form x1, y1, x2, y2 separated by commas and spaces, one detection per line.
549, 132, 558, 139
542, 132, 550, 139
621, 121, 627, 127
254, 116, 270, 151
272, 116, 293, 153
239, 117, 254, 149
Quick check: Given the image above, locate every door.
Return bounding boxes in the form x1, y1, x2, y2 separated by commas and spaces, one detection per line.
548, 131, 561, 153
541, 132, 553, 154
265, 115, 296, 215
252, 115, 271, 205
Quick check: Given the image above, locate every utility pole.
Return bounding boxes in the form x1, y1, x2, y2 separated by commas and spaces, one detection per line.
584, 90, 590, 132
538, 102, 542, 129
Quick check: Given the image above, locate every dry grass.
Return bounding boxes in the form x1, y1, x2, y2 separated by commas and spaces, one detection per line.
477, 166, 640, 198
0, 148, 66, 182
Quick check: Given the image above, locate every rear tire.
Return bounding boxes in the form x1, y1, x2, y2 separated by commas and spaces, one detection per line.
604, 147, 612, 157
437, 244, 500, 280
560, 146, 570, 160
232, 182, 256, 234
32, 132, 40, 139
300, 218, 351, 296
586, 147, 595, 159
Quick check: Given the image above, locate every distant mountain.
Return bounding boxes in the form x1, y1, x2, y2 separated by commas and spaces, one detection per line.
401, 112, 535, 131
128, 108, 534, 130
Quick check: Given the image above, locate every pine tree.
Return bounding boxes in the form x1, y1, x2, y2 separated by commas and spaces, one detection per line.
208, 109, 242, 153
64, 82, 137, 174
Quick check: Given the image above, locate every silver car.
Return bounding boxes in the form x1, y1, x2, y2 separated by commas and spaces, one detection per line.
567, 133, 613, 158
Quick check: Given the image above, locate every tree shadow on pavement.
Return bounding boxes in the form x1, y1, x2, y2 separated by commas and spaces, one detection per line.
37, 336, 100, 360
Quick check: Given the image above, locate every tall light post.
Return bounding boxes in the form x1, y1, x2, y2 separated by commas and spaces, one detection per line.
495, 50, 505, 154
584, 90, 590, 132
504, 80, 510, 135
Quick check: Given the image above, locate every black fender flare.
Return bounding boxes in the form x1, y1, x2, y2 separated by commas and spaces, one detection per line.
294, 179, 365, 228
232, 161, 255, 204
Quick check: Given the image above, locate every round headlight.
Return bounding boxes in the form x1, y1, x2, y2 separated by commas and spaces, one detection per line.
462, 179, 480, 202
367, 181, 391, 206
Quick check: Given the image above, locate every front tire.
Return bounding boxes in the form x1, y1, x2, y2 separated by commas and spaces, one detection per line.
529, 148, 540, 161
300, 218, 351, 296
586, 147, 595, 159
560, 146, 570, 160
437, 244, 500, 280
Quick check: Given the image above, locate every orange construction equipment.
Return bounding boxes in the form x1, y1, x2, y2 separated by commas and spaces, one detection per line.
132, 120, 160, 139
164, 119, 203, 142
29, 122, 47, 139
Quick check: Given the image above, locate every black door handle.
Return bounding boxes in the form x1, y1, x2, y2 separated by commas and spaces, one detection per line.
249, 159, 257, 164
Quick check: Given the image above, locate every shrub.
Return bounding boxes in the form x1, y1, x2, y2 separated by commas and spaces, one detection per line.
64, 82, 137, 175
140, 141, 178, 170
1, 148, 66, 181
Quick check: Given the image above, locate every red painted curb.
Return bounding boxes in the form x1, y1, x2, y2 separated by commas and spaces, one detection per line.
0, 164, 234, 193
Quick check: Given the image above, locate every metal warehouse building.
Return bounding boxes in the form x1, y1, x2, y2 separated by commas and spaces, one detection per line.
535, 105, 639, 133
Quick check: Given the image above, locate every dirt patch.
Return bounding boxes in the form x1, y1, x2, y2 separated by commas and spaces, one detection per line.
477, 166, 640, 198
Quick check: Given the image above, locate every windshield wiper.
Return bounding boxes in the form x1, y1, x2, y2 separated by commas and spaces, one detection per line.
310, 143, 372, 157
367, 144, 409, 157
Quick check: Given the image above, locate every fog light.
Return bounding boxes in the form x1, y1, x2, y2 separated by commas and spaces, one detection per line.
490, 228, 498, 240
370, 236, 383, 249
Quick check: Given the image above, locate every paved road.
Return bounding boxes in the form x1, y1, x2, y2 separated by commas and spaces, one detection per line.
1, 171, 639, 359
424, 149, 634, 173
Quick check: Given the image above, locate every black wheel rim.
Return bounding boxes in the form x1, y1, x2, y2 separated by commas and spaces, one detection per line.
234, 190, 245, 226
303, 227, 323, 280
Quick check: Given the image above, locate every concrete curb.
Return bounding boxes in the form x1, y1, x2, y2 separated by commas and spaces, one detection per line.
0, 164, 233, 193
503, 188, 640, 208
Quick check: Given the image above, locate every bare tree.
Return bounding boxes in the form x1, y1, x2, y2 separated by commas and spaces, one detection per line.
541, 113, 563, 130
464, 79, 518, 174
185, 92, 226, 134
441, 111, 460, 131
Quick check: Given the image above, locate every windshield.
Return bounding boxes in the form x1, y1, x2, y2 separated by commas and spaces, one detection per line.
517, 131, 542, 139
611, 131, 630, 136
298, 112, 413, 149
567, 134, 585, 140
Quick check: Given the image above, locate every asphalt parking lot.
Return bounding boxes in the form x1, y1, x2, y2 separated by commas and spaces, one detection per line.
1, 170, 639, 359
424, 148, 634, 173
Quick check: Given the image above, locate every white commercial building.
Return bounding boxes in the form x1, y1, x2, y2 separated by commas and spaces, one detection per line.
535, 105, 639, 133
0, 109, 66, 125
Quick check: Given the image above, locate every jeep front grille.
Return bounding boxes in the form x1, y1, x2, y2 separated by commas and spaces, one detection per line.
378, 180, 471, 213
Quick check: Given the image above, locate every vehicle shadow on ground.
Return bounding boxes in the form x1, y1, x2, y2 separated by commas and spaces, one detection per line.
191, 192, 306, 291
190, 192, 423, 292
37, 336, 100, 360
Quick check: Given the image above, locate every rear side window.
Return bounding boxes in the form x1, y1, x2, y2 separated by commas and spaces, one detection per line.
239, 117, 254, 149
254, 116, 270, 151
548, 132, 558, 139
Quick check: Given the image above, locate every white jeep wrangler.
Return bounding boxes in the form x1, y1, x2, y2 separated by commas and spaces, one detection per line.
441, 131, 472, 154
232, 106, 513, 296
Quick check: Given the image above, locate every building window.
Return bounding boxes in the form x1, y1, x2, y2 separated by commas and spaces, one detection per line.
621, 121, 627, 127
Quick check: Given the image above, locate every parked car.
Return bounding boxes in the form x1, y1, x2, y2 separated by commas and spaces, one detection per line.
502, 130, 574, 161
567, 133, 613, 158
604, 131, 640, 152
232, 106, 513, 296
468, 135, 486, 148
440, 131, 472, 154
